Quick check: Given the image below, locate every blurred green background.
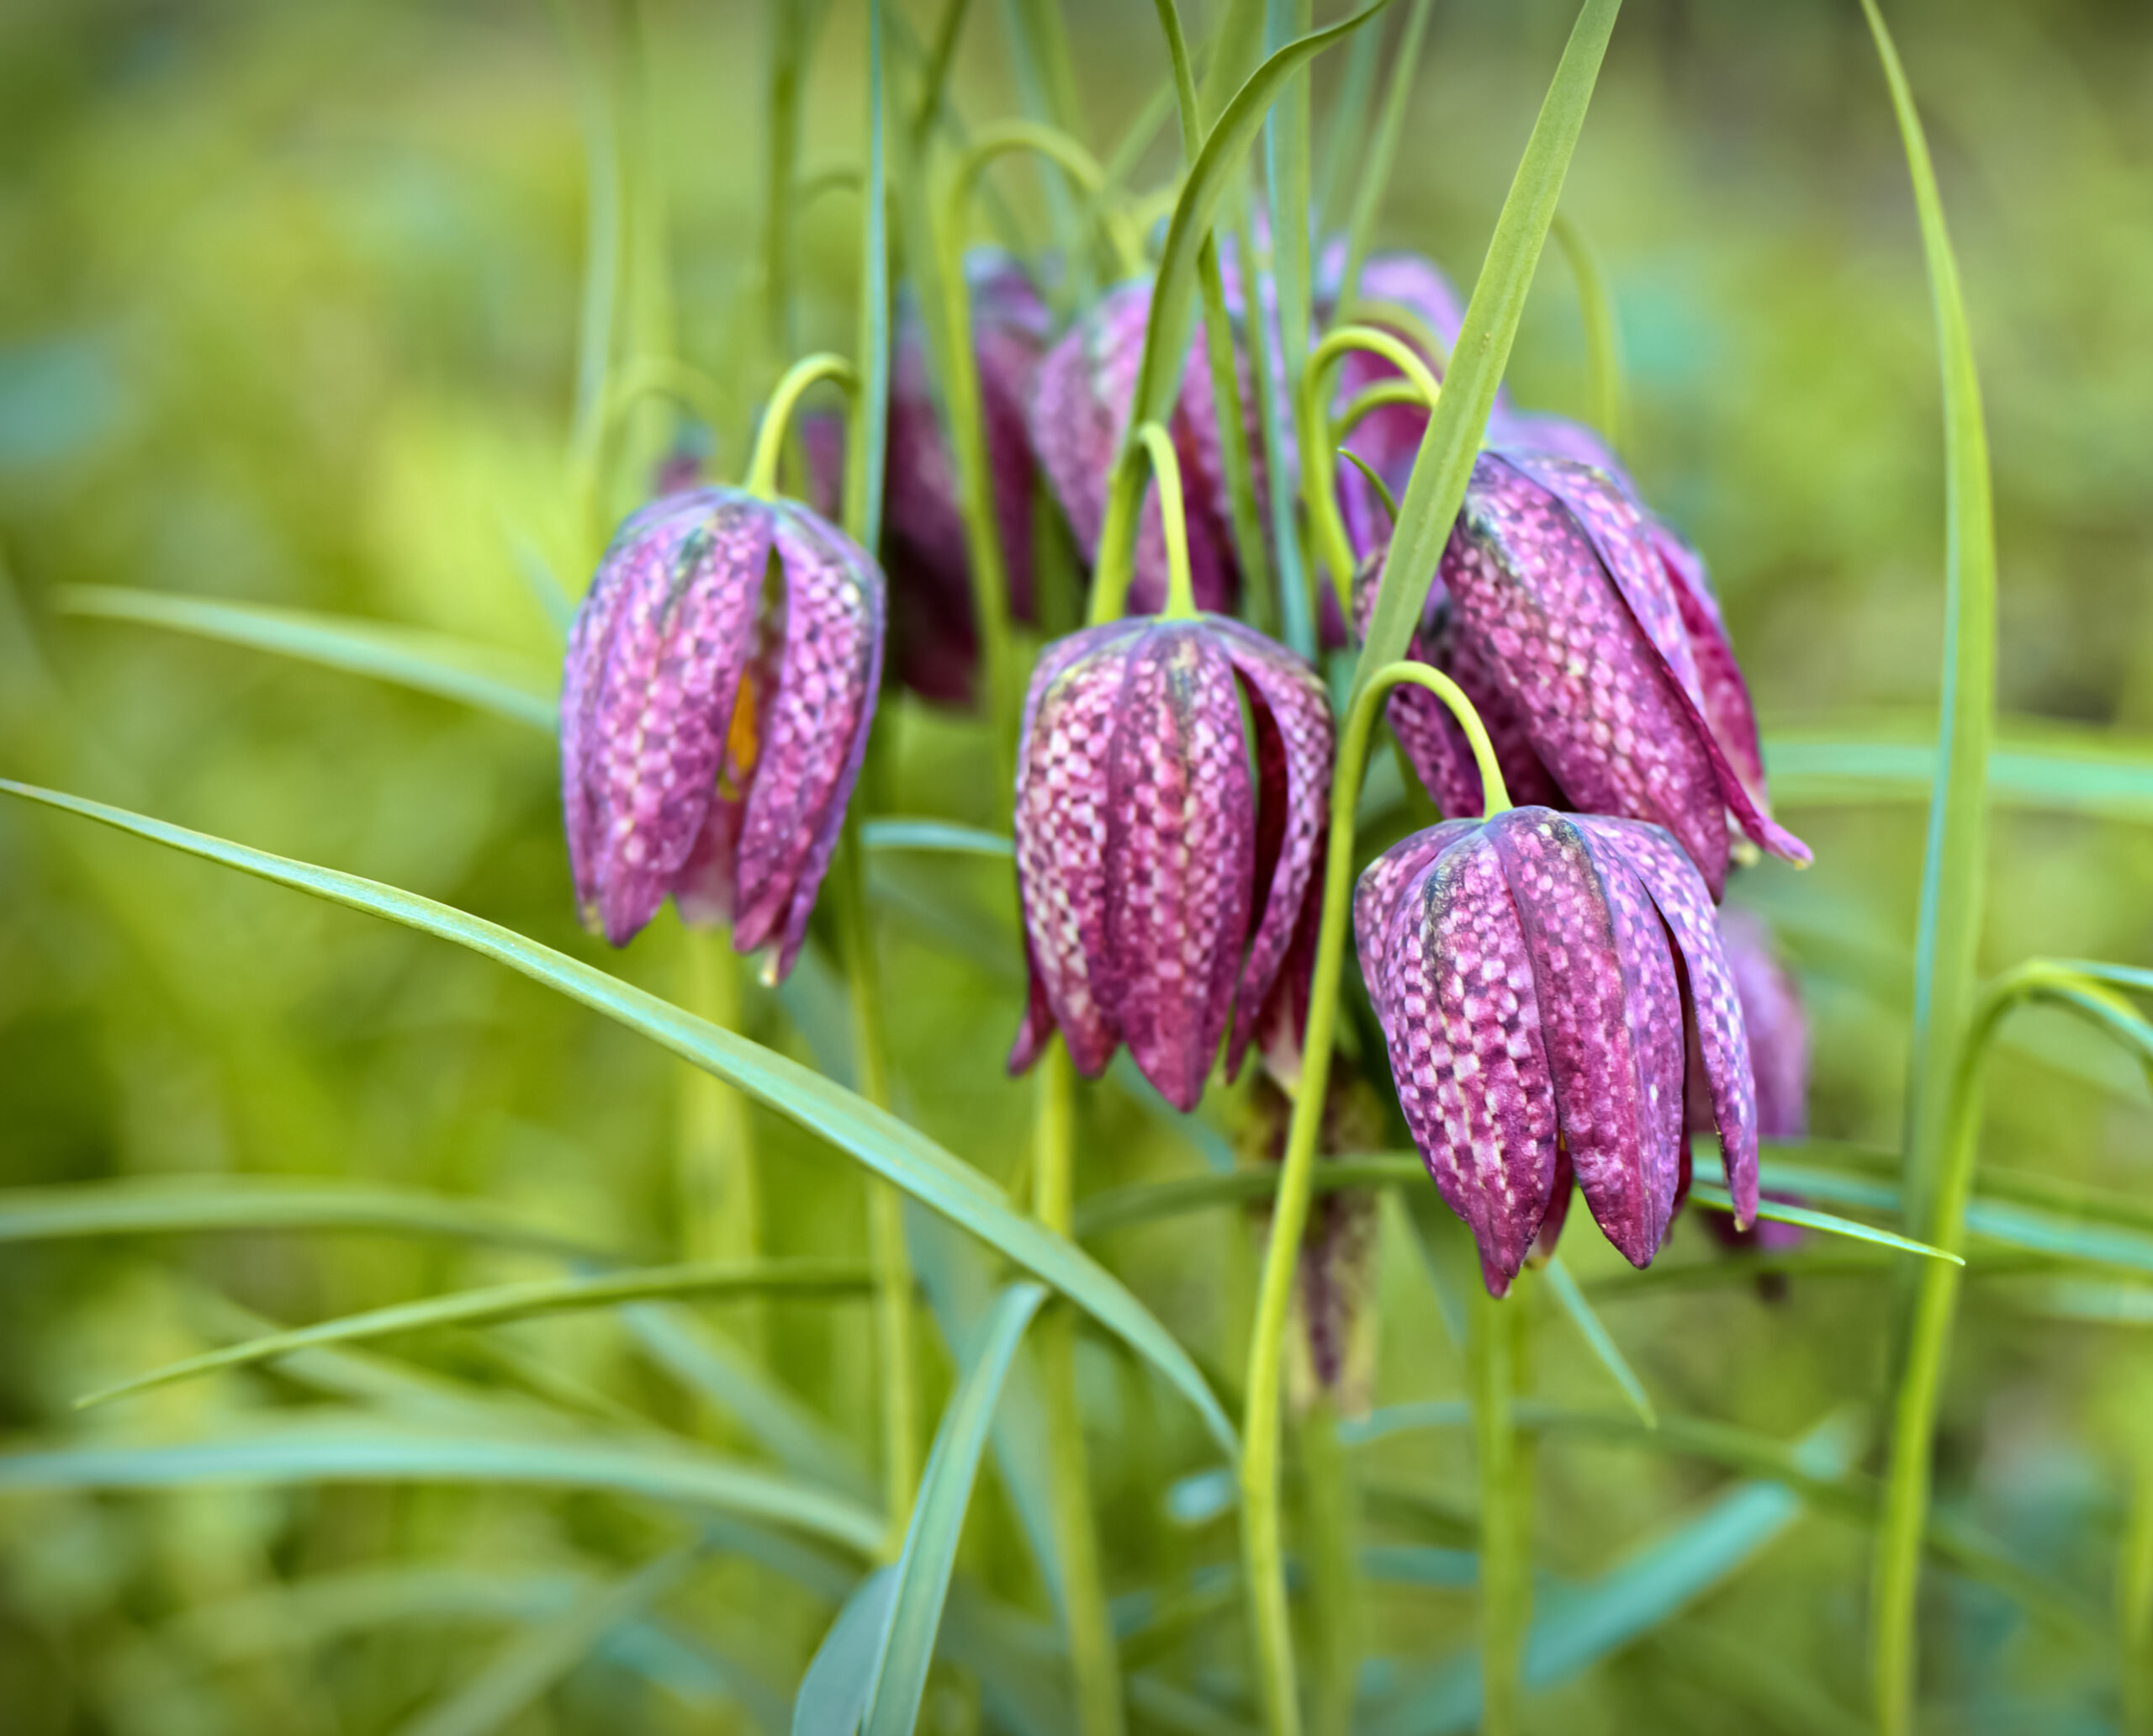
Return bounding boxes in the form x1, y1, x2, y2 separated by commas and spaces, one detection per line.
3, 1, 2152, 1731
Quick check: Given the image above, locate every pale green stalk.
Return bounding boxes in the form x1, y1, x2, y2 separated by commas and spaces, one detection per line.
1875, 966, 2152, 1728
1299, 1396, 1359, 1736
1297, 324, 1441, 619
1263, 0, 1317, 641
1236, 208, 1307, 651
1471, 1275, 1531, 1736
762, 0, 808, 367
1240, 664, 1510, 1736
1549, 211, 1621, 451
1336, 0, 1434, 307
677, 926, 764, 1358
1310, 9, 1383, 237
1035, 1040, 1127, 1736
2124, 1447, 2153, 1735
559, 0, 626, 561
743, 354, 859, 498
1087, 420, 1201, 627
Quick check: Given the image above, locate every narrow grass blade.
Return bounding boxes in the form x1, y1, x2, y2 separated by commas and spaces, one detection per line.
843, 0, 888, 552
0, 1417, 886, 1554
77, 1259, 874, 1410
1362, 1546, 1478, 1588
1355, 0, 1621, 685
0, 1178, 609, 1261
794, 1567, 898, 1736
1541, 1256, 1654, 1427
399, 1543, 701, 1736
1687, 1184, 1961, 1265
1549, 210, 1621, 448
860, 1281, 1050, 1736
1336, 0, 1433, 304
1129, 0, 1399, 434
56, 585, 558, 732
1764, 728, 2153, 823
860, 818, 1014, 857
1073, 1156, 1420, 1237
0, 781, 1236, 1458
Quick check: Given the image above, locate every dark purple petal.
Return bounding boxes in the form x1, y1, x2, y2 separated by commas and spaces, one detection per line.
1210, 617, 1334, 1073
1577, 817, 1759, 1225
1010, 622, 1145, 1077
730, 505, 885, 981
1352, 820, 1474, 991
569, 490, 770, 946
1528, 1145, 1574, 1265
1484, 807, 1683, 1268
1099, 625, 1256, 1110
1444, 455, 1738, 894
1358, 825, 1560, 1296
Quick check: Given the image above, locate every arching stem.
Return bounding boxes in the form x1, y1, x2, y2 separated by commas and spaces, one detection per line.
742, 353, 860, 500
1240, 663, 1507, 1736
1298, 326, 1442, 622
1087, 420, 1202, 626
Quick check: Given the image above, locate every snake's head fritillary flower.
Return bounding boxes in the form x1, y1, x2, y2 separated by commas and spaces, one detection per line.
1245, 1059, 1388, 1415
560, 487, 885, 979
1359, 450, 1807, 897
1355, 807, 1759, 1295
1008, 615, 1332, 1110
1028, 279, 1269, 619
1691, 907, 1809, 1255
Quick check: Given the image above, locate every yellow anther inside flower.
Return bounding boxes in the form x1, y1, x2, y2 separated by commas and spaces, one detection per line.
717, 669, 760, 800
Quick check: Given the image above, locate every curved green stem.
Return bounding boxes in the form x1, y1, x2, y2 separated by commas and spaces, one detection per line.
1298, 326, 1442, 617
1087, 420, 1201, 626
1035, 1040, 1127, 1736
950, 121, 1140, 278
742, 354, 859, 500
1873, 963, 2153, 1728
1336, 378, 1435, 441
1550, 212, 1621, 451
1240, 663, 1508, 1736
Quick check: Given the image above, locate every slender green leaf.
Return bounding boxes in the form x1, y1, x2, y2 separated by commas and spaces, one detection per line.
1075, 1156, 1418, 1237
0, 1177, 609, 1261
794, 1567, 898, 1736
860, 1281, 1050, 1736
1764, 727, 2153, 823
1549, 210, 1621, 450
1541, 1255, 1654, 1427
860, 818, 1014, 858
399, 1544, 701, 1736
1336, 0, 1433, 304
78, 1259, 875, 1410
0, 781, 1237, 1458
1687, 1183, 1961, 1264
1310, 4, 1383, 236
1129, 0, 1399, 436
1355, 0, 1621, 685
1362, 1545, 1478, 1588
56, 585, 558, 732
0, 1416, 885, 1554
844, 0, 889, 550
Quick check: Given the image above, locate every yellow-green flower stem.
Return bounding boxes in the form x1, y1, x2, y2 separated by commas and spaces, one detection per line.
1873, 962, 2153, 1730
1549, 212, 1621, 453
742, 353, 860, 501
939, 124, 1126, 804
1035, 1037, 1128, 1736
1299, 1394, 1359, 1736
1242, 662, 1510, 1736
1087, 419, 1201, 626
677, 924, 764, 1358
1471, 1272, 1531, 1736
1297, 326, 1442, 622
1335, 378, 1436, 443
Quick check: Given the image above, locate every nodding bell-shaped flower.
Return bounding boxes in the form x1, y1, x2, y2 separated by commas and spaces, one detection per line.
560, 480, 884, 978
1360, 447, 1807, 898
1029, 278, 1272, 619
1009, 610, 1333, 1109
1356, 805, 1760, 1295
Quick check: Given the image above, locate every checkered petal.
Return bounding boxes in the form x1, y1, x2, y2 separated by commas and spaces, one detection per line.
1357, 824, 1559, 1295
563, 489, 769, 947
1577, 817, 1759, 1226
1484, 807, 1685, 1268
729, 505, 886, 981
1211, 618, 1334, 1073
1098, 624, 1256, 1110
1010, 622, 1145, 1077
1653, 523, 1774, 818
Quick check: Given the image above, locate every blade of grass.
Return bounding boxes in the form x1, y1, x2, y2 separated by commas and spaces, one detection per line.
1763, 728, 2153, 823
1310, 7, 1383, 236
794, 1566, 898, 1736
0, 780, 1237, 1458
0, 1417, 884, 1554
77, 1259, 875, 1410
399, 1543, 702, 1736
1336, 0, 1433, 306
1548, 211, 1621, 450
860, 1281, 1051, 1736
1687, 1184, 1961, 1265
1354, 0, 1621, 685
860, 818, 1015, 857
1540, 1256, 1654, 1428
56, 585, 557, 733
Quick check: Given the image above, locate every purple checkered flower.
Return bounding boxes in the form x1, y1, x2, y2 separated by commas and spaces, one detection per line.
1355, 807, 1760, 1295
1028, 279, 1273, 619
1008, 615, 1332, 1110
560, 487, 884, 978
1357, 448, 1807, 897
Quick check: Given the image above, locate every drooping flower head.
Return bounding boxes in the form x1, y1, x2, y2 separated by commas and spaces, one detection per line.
1356, 806, 1760, 1294
1028, 278, 1273, 618
560, 486, 884, 978
1357, 447, 1807, 897
1009, 613, 1332, 1109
